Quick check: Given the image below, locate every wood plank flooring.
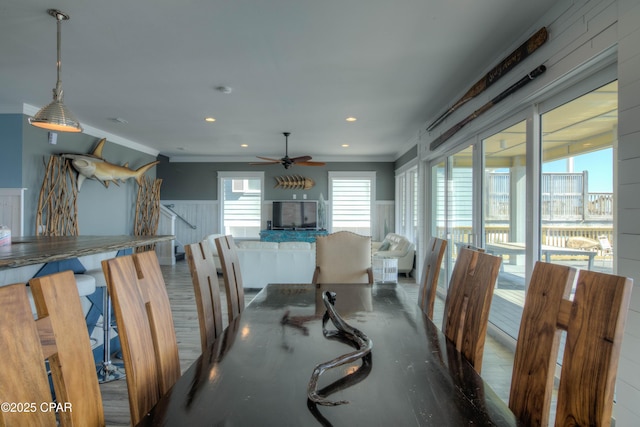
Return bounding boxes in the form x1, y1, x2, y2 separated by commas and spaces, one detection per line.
100, 260, 515, 426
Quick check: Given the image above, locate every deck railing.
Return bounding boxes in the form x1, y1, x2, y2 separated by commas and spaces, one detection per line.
441, 225, 613, 257
485, 172, 613, 221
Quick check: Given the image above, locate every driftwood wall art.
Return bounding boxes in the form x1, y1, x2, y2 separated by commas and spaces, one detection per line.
36, 155, 79, 236
274, 175, 315, 189
134, 176, 163, 252
61, 138, 159, 191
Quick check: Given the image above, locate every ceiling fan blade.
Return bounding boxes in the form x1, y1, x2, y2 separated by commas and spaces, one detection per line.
295, 161, 326, 166
249, 160, 281, 165
256, 156, 282, 162
290, 155, 312, 163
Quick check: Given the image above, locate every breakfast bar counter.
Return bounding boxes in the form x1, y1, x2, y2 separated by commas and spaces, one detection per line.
0, 235, 174, 270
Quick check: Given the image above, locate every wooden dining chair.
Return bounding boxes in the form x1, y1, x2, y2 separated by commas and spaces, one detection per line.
460, 243, 485, 252
509, 262, 632, 426
215, 235, 245, 322
312, 231, 374, 284
418, 237, 447, 319
101, 250, 181, 426
442, 247, 502, 373
185, 240, 224, 353
0, 271, 104, 427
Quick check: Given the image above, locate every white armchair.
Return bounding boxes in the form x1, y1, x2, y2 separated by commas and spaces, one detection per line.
372, 233, 415, 276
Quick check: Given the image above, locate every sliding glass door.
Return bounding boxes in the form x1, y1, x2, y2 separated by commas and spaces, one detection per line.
430, 146, 476, 297
482, 120, 528, 338
540, 81, 617, 275
427, 77, 617, 340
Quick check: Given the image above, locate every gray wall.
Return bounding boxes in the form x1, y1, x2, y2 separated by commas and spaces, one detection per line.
16, 115, 158, 236
394, 145, 418, 170
0, 114, 23, 188
158, 159, 396, 201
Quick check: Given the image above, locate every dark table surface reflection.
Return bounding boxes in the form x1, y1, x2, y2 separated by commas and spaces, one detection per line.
136, 283, 519, 426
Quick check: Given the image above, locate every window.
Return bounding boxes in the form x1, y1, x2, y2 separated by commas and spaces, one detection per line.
396, 163, 419, 243
232, 179, 260, 193
218, 172, 264, 239
328, 171, 376, 235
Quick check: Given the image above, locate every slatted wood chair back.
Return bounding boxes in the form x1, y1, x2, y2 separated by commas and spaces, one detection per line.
0, 271, 104, 427
418, 237, 447, 319
313, 231, 374, 284
185, 240, 224, 353
509, 262, 633, 426
215, 235, 245, 322
442, 247, 502, 373
101, 250, 180, 426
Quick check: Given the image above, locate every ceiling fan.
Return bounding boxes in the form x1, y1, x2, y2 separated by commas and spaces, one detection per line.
249, 132, 326, 169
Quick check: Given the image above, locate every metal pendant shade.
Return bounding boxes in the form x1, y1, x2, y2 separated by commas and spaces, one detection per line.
29, 9, 82, 133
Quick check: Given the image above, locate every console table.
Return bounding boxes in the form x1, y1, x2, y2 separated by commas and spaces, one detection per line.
260, 229, 328, 243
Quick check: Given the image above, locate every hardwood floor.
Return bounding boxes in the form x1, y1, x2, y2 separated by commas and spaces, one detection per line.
100, 260, 515, 426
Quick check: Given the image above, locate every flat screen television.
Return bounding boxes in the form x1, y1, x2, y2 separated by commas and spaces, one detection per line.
272, 200, 318, 230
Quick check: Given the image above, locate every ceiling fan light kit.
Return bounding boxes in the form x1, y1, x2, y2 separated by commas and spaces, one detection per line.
249, 132, 326, 169
29, 9, 83, 133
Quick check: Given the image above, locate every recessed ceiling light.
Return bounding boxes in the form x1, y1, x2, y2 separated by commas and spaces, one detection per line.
205, 117, 216, 122
241, 144, 248, 148
345, 117, 357, 122
341, 144, 349, 148
216, 86, 233, 94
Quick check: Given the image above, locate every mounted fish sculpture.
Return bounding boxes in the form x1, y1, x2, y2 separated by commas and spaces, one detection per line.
61, 138, 159, 191
274, 175, 315, 190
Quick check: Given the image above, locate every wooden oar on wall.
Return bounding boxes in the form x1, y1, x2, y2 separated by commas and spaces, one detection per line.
426, 27, 548, 132
429, 65, 547, 151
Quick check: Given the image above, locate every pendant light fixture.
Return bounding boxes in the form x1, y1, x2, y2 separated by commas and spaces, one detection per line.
29, 9, 83, 133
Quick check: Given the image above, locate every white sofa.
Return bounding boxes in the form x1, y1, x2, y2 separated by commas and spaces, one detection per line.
236, 241, 315, 288
372, 233, 415, 275
204, 235, 316, 288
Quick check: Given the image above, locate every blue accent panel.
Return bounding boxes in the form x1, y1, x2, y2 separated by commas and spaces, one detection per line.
259, 229, 329, 243
33, 258, 86, 277
85, 288, 104, 335
117, 248, 133, 256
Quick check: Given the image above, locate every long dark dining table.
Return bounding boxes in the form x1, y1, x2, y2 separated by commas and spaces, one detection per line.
137, 283, 520, 426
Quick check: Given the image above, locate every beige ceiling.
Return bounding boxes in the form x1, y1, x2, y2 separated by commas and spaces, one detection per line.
1, 0, 559, 162
484, 81, 618, 167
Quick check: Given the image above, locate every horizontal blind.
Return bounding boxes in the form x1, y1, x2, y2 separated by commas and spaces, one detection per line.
331, 177, 371, 235
221, 177, 262, 238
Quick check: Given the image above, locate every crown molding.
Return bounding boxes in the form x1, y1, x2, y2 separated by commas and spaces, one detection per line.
167, 154, 396, 163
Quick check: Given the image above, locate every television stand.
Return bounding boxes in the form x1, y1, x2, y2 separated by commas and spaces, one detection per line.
259, 229, 328, 243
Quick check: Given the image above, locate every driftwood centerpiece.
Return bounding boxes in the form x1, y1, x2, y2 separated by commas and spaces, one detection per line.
307, 291, 373, 406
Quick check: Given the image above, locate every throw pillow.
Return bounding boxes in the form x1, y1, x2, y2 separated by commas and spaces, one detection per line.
378, 240, 391, 251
